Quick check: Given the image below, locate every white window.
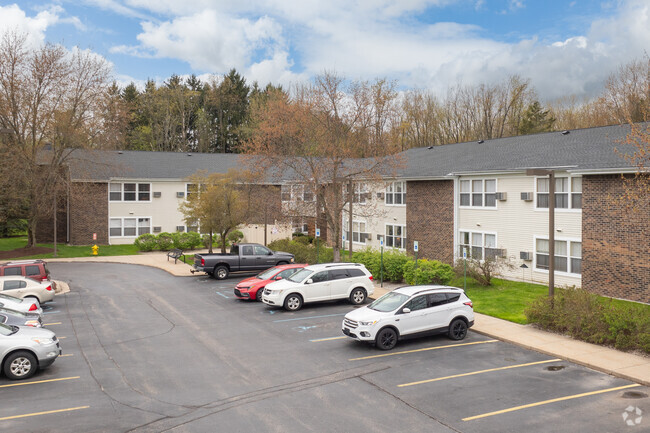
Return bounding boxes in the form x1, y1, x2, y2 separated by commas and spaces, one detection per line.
385, 224, 406, 249
344, 220, 370, 244
291, 218, 309, 235
386, 181, 406, 205
282, 184, 312, 202
536, 176, 582, 210
459, 179, 496, 208
535, 238, 581, 275
109, 217, 151, 237
109, 183, 151, 202
459, 231, 497, 260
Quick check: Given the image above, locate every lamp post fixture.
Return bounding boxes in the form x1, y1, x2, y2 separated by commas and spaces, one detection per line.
526, 168, 555, 297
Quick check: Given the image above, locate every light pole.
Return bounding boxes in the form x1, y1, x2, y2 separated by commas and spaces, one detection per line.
526, 168, 555, 298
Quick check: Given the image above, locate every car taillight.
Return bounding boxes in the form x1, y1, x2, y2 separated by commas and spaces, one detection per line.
368, 276, 373, 281
464, 301, 473, 308
201, 258, 205, 266
45, 285, 53, 291
29, 303, 38, 311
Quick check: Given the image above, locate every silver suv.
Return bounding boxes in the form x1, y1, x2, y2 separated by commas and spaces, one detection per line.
262, 263, 374, 311
1, 323, 61, 380
342, 285, 474, 350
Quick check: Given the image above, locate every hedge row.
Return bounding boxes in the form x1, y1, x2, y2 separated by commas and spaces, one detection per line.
134, 232, 201, 251
351, 248, 453, 285
525, 287, 650, 354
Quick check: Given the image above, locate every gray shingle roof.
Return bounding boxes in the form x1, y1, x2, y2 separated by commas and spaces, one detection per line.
397, 123, 645, 179
67, 123, 646, 182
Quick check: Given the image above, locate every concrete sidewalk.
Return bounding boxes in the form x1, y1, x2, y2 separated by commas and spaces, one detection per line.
48, 252, 649, 387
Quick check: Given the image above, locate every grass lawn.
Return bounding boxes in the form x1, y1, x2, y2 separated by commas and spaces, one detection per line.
450, 276, 548, 324
0, 237, 140, 259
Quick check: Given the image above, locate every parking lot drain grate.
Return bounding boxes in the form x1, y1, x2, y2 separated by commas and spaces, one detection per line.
545, 365, 566, 371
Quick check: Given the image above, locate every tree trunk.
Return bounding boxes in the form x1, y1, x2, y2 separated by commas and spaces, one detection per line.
208, 229, 213, 254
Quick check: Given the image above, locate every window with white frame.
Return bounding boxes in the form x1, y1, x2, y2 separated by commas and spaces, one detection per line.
535, 238, 581, 274
109, 183, 151, 202
291, 218, 309, 235
459, 231, 496, 260
385, 224, 406, 249
186, 183, 206, 200
109, 217, 151, 237
459, 179, 496, 208
386, 181, 406, 205
281, 184, 314, 202
536, 176, 582, 210
344, 220, 370, 243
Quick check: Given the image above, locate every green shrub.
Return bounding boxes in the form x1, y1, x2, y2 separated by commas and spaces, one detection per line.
351, 248, 409, 282
173, 231, 202, 250
134, 233, 158, 251
157, 232, 175, 250
268, 238, 333, 264
403, 259, 454, 285
525, 287, 650, 354
227, 230, 244, 244
292, 232, 315, 244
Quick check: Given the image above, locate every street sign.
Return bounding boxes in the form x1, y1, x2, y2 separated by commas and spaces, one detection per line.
93, 233, 97, 241
380, 238, 384, 247
463, 250, 467, 259
315, 228, 320, 238
342, 233, 345, 241
413, 241, 418, 252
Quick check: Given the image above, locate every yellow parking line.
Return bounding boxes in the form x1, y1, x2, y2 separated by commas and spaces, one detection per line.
0, 406, 89, 421
462, 384, 641, 421
59, 354, 73, 357
58, 336, 67, 339
349, 340, 498, 361
398, 359, 562, 387
311, 336, 347, 342
43, 322, 61, 326
0, 376, 80, 388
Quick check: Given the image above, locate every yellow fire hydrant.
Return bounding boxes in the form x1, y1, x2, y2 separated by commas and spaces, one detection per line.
92, 244, 99, 256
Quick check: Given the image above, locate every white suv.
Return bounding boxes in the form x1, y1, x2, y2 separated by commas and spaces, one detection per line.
342, 285, 474, 350
262, 263, 374, 311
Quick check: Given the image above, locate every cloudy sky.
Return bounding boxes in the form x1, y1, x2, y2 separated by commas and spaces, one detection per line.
2, 0, 649, 100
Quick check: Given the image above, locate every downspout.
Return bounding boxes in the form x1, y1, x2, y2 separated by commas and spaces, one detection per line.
66, 182, 70, 244
452, 175, 459, 263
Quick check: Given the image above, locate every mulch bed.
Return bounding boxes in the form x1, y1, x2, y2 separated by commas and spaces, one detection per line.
0, 247, 53, 261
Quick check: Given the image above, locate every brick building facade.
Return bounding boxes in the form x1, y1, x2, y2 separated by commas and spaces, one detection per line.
405, 180, 454, 265
582, 175, 650, 303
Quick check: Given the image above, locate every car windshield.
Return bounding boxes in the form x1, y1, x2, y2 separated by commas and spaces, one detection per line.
287, 269, 312, 283
0, 308, 26, 317
0, 322, 17, 336
368, 292, 410, 312
256, 267, 279, 280
0, 293, 20, 301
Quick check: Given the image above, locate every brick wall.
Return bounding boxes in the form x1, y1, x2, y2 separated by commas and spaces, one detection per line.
406, 180, 454, 264
69, 182, 108, 245
35, 193, 68, 244
582, 175, 649, 303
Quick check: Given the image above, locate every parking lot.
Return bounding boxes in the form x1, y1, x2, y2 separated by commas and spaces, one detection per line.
1, 262, 647, 432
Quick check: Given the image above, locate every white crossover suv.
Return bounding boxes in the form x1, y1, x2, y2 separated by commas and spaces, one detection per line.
262, 263, 374, 311
342, 285, 474, 350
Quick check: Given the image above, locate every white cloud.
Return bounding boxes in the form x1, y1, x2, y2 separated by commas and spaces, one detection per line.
0, 4, 61, 48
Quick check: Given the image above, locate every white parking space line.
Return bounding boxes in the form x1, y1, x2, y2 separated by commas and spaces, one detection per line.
0, 406, 89, 421
349, 340, 499, 361
0, 376, 80, 389
397, 359, 563, 387
43, 311, 61, 315
215, 291, 230, 298
273, 313, 347, 323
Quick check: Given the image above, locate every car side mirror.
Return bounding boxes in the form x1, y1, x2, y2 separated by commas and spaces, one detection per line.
275, 276, 283, 281
305, 278, 313, 285
402, 307, 411, 314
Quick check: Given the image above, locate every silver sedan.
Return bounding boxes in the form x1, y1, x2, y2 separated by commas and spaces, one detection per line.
0, 323, 61, 380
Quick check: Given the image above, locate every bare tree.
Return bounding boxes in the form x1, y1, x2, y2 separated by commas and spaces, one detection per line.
0, 31, 112, 246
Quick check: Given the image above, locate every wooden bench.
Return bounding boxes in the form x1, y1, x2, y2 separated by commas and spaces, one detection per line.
167, 248, 184, 264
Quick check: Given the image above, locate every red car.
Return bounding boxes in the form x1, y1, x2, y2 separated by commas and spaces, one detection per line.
234, 264, 307, 301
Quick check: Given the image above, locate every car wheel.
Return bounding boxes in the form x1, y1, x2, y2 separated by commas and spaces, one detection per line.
255, 287, 265, 301
283, 294, 303, 311
3, 351, 38, 380
375, 328, 397, 350
349, 288, 366, 305
448, 318, 468, 340
213, 266, 229, 280
276, 261, 288, 266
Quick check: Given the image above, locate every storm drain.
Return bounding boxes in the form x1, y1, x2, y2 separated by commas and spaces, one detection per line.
545, 365, 566, 371
621, 391, 648, 399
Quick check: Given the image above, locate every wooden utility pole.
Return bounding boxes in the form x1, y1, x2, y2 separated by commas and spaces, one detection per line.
348, 179, 353, 261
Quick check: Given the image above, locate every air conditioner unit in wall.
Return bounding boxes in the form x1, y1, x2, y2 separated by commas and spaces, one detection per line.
495, 192, 507, 201
153, 192, 161, 198
153, 226, 162, 233
520, 192, 533, 201
177, 191, 185, 198
520, 251, 532, 260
